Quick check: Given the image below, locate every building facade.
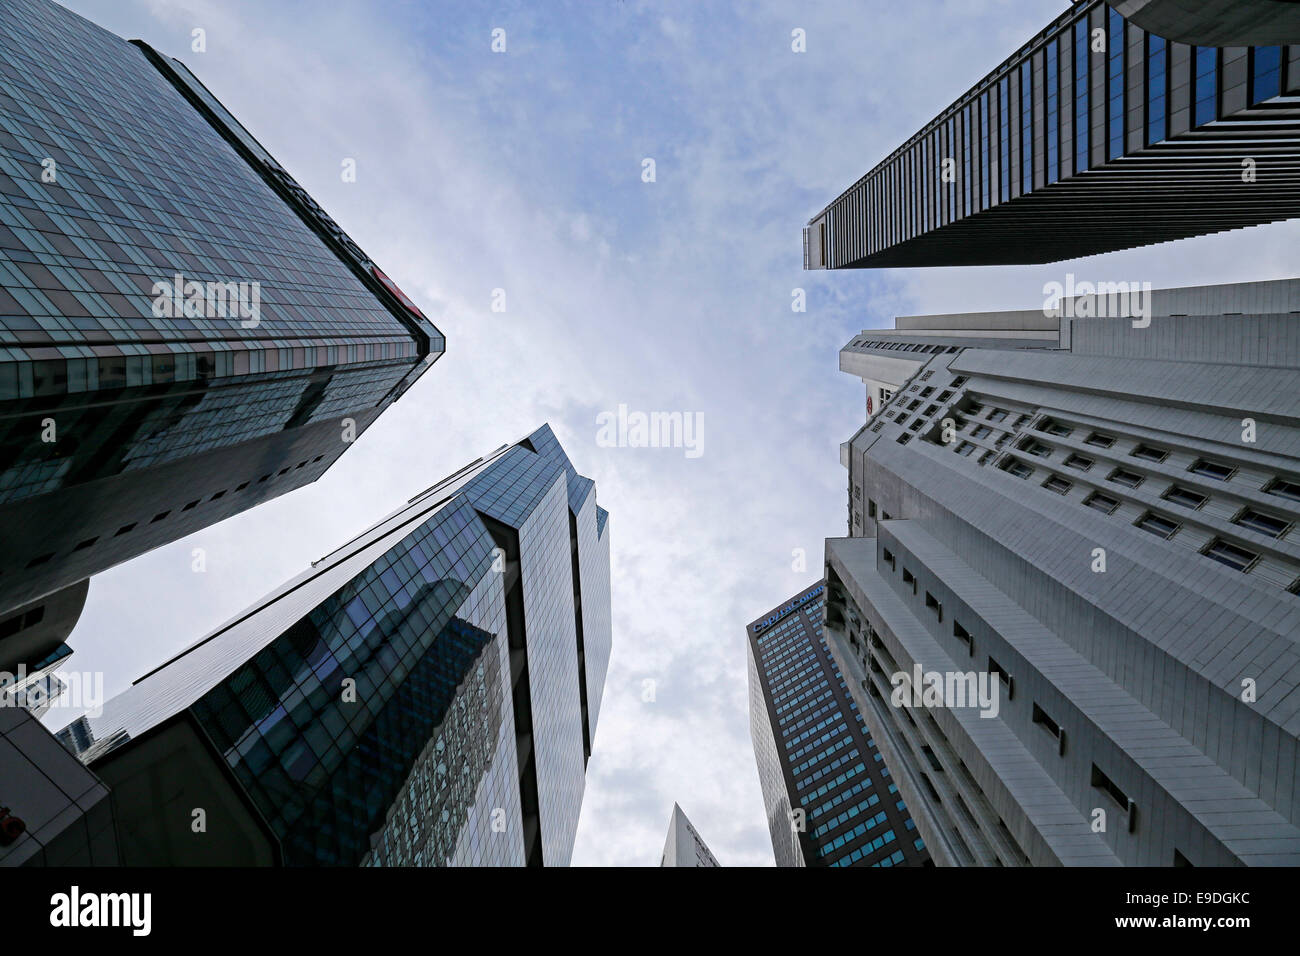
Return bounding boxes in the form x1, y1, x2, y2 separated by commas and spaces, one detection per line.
1113, 0, 1300, 47
747, 581, 929, 867
51, 424, 610, 867
659, 803, 720, 867
804, 1, 1300, 268
825, 279, 1300, 865
0, 0, 443, 662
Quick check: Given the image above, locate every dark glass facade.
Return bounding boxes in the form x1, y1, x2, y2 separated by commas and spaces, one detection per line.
747, 582, 929, 868
804, 0, 1300, 269
0, 0, 443, 619
56, 425, 611, 867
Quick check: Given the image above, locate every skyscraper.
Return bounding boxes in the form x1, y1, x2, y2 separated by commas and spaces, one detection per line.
659, 803, 720, 867
0, 0, 443, 665
747, 581, 929, 867
825, 279, 1300, 865
803, 1, 1300, 268
52, 424, 610, 867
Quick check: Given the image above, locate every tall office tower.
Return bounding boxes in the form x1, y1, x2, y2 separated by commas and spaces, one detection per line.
51, 424, 610, 867
824, 278, 1300, 866
0, 0, 443, 669
1114, 1, 1300, 47
659, 803, 720, 867
747, 582, 930, 867
803, 1, 1300, 269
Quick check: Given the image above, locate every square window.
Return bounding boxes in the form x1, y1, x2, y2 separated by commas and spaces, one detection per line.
1162, 485, 1207, 509
1043, 475, 1071, 495
1064, 453, 1094, 471
1108, 468, 1144, 489
1084, 492, 1120, 515
1003, 459, 1033, 480
1132, 444, 1169, 463
1085, 432, 1115, 448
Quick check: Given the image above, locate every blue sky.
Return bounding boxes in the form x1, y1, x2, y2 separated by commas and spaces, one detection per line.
51, 0, 1300, 865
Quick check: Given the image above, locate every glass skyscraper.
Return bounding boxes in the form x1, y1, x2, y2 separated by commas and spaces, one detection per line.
0, 0, 443, 665
803, 1, 1300, 268
747, 581, 929, 867
53, 424, 611, 867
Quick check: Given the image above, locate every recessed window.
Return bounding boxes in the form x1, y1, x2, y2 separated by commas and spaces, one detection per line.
988, 656, 1014, 699
1032, 703, 1062, 741
938, 390, 953, 402
1264, 478, 1300, 502
882, 547, 895, 569
868, 499, 877, 518
312, 455, 325, 463
1135, 511, 1179, 539
953, 621, 973, 654
920, 387, 934, 398
1190, 459, 1235, 481
1233, 508, 1290, 539
908, 400, 922, 411
182, 500, 199, 511
1003, 459, 1033, 480
951, 376, 968, 387
1043, 475, 1071, 495
971, 425, 992, 440
1021, 439, 1052, 458
73, 537, 98, 551
258, 475, 270, 483
1162, 485, 1207, 509
151, 511, 170, 523
988, 409, 1008, 423
210, 490, 226, 501
1064, 454, 1094, 471
1091, 764, 1131, 813
1132, 444, 1168, 463
955, 441, 975, 457
236, 482, 249, 492
1085, 432, 1115, 448
1042, 420, 1072, 437
895, 414, 910, 427
925, 591, 942, 621
1084, 492, 1120, 515
902, 568, 917, 594
1203, 539, 1260, 571
114, 523, 136, 536
1108, 468, 1144, 489
896, 433, 912, 445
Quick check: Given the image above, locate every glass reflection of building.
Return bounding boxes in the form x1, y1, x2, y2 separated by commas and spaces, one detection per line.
0, 0, 443, 654
803, 1, 1300, 268
56, 425, 612, 867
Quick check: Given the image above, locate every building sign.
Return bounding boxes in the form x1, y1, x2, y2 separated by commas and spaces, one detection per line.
752, 585, 825, 634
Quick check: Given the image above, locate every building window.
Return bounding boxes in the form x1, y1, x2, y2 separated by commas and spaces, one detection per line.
1264, 478, 1300, 502
1085, 432, 1115, 448
902, 568, 917, 594
1043, 475, 1072, 495
1202, 539, 1260, 571
988, 656, 1013, 700
1074, 18, 1090, 173
1021, 60, 1033, 194
999, 77, 1011, 202
882, 547, 896, 569
1032, 702, 1063, 744
1022, 439, 1052, 458
955, 441, 976, 457
953, 621, 973, 654
972, 425, 993, 440
868, 499, 877, 518
1252, 46, 1283, 104
1046, 38, 1059, 184
1107, 8, 1124, 160
1108, 468, 1144, 488
1084, 491, 1120, 514
1190, 458, 1235, 481
925, 591, 942, 621
1132, 444, 1169, 463
988, 409, 1008, 423
1233, 508, 1291, 539
1064, 453, 1094, 471
1135, 511, 1179, 539
1146, 34, 1167, 144
1003, 459, 1033, 480
1162, 485, 1207, 510
1091, 764, 1131, 814
1194, 46, 1217, 126
1043, 420, 1072, 437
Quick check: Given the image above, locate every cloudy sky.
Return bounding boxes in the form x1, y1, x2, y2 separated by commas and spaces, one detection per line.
50, 0, 1300, 866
